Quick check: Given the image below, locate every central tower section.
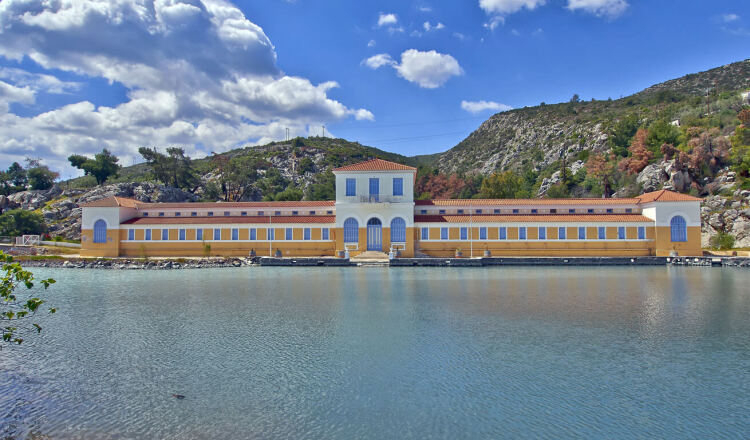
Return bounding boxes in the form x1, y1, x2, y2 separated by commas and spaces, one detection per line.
332, 159, 416, 257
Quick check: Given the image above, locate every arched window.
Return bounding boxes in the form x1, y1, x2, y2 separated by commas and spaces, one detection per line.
390, 217, 406, 243
343, 218, 359, 243
670, 215, 687, 242
93, 219, 107, 243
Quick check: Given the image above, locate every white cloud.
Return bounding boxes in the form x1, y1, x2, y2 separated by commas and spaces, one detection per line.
479, 0, 546, 15
453, 32, 467, 40
367, 39, 376, 47
566, 0, 629, 18
361, 54, 396, 69
363, 49, 462, 89
377, 13, 398, 27
418, 6, 432, 12
0, 67, 81, 94
0, 0, 373, 172
423, 21, 445, 32
461, 100, 512, 114
722, 13, 740, 23
483, 15, 505, 31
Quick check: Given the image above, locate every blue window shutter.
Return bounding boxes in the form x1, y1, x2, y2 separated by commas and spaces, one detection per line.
214, 228, 221, 240
421, 227, 429, 240
196, 229, 202, 240
579, 227, 586, 239
179, 229, 186, 240
498, 227, 506, 240
250, 228, 256, 240
93, 219, 107, 243
128, 229, 134, 241
162, 229, 169, 240
539, 227, 546, 240
322, 228, 329, 240
599, 227, 606, 239
670, 216, 687, 242
441, 227, 448, 240
618, 227, 626, 240
145, 229, 152, 240
346, 178, 356, 196
369, 178, 379, 200
638, 227, 645, 240
390, 218, 406, 242
519, 227, 526, 240
285, 228, 292, 240
344, 218, 358, 242
480, 227, 487, 240
559, 227, 566, 239
393, 178, 403, 196
304, 228, 311, 240
232, 228, 239, 240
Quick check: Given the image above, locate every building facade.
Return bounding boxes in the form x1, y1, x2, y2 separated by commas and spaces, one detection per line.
81, 159, 702, 258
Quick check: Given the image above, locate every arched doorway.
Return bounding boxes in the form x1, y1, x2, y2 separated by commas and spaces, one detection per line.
367, 218, 382, 251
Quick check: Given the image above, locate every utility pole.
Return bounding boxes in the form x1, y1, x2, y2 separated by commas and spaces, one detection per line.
322, 125, 325, 137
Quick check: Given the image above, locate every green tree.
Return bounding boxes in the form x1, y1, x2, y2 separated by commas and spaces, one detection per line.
298, 157, 314, 175
647, 119, 681, 150
610, 114, 640, 157
258, 168, 289, 201
25, 159, 58, 190
0, 209, 46, 236
68, 148, 121, 185
709, 232, 735, 250
730, 110, 750, 180
305, 170, 336, 200
545, 183, 570, 198
274, 185, 303, 201
7, 162, 27, 188
479, 171, 523, 199
1, 252, 56, 346
138, 147, 199, 190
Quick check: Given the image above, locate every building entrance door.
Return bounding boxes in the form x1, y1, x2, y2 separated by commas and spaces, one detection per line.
367, 218, 382, 251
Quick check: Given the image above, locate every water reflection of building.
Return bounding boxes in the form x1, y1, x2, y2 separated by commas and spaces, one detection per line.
80, 159, 702, 258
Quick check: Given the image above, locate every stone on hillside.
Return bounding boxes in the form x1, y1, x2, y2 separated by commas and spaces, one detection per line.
637, 164, 669, 192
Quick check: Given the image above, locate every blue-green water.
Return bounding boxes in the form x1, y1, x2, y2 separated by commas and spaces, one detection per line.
1, 267, 749, 439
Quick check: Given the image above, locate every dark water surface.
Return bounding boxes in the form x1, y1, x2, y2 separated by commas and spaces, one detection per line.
1, 267, 749, 439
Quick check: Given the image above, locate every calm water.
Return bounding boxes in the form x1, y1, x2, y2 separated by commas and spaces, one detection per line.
1, 267, 749, 439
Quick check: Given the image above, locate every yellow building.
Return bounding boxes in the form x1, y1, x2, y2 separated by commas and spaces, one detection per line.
81, 159, 702, 258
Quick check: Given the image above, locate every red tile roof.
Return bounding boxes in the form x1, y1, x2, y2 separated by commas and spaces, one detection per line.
414, 214, 653, 223
636, 190, 702, 203
333, 158, 416, 172
415, 198, 639, 206
79, 196, 139, 208
121, 215, 335, 225
135, 200, 335, 209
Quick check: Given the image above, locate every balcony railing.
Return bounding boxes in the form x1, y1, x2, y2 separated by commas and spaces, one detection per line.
358, 195, 404, 203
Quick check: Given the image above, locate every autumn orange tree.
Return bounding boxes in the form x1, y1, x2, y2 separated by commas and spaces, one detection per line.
619, 128, 653, 174
586, 152, 618, 197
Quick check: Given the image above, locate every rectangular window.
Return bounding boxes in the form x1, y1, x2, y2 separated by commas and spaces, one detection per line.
393, 177, 403, 196
626, 208, 633, 213
322, 228, 329, 240
250, 228, 257, 240
346, 178, 356, 196
457, 209, 464, 214
512, 209, 519, 214
369, 178, 379, 200
439, 210, 446, 215
128, 229, 135, 241
162, 229, 169, 240
191, 212, 197, 217
606, 209, 613, 214
268, 228, 275, 240
421, 227, 429, 240
498, 227, 507, 240
578, 226, 586, 239
539, 227, 546, 240
304, 228, 311, 240
550, 209, 557, 214
559, 227, 567, 239
179, 229, 186, 241
231, 228, 239, 241
292, 211, 298, 216
224, 211, 230, 217
258, 211, 264, 216
309, 211, 315, 215
618, 226, 626, 240
326, 210, 333, 215
460, 227, 468, 240
519, 227, 527, 240
494, 209, 500, 214
638, 226, 646, 240
145, 229, 152, 240
159, 212, 164, 217
285, 228, 293, 241
196, 229, 203, 241
208, 212, 214, 217
531, 209, 538, 214
214, 228, 221, 240
598, 227, 606, 240
480, 227, 487, 240
569, 209, 575, 214
241, 211, 247, 216
587, 209, 594, 214
476, 209, 482, 214
275, 211, 281, 216
175, 212, 181, 217
441, 227, 448, 240
143, 212, 149, 217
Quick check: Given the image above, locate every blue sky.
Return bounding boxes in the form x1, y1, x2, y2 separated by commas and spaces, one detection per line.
0, 0, 747, 178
